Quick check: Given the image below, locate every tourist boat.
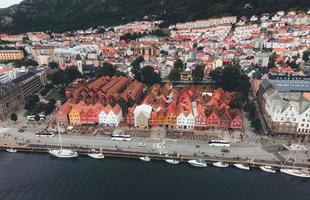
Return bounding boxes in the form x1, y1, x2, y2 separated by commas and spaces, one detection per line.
213, 162, 229, 168
165, 159, 180, 165
280, 168, 310, 178
139, 156, 151, 162
87, 149, 105, 159
233, 163, 250, 170
260, 165, 276, 173
6, 148, 17, 153
188, 159, 207, 168
48, 123, 78, 158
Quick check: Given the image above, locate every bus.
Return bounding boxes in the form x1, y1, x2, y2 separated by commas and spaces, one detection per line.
39, 114, 46, 121
208, 140, 230, 147
27, 115, 46, 121
111, 132, 131, 141
26, 115, 35, 121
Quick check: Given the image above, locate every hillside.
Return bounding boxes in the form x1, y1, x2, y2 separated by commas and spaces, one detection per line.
0, 0, 309, 33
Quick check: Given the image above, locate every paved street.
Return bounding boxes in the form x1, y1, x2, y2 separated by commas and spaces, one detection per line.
1, 127, 309, 166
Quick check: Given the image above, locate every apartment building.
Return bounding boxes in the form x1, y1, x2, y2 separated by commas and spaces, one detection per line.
0, 50, 24, 61
0, 83, 24, 121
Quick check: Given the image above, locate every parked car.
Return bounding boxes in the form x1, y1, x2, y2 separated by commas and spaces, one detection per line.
221, 149, 230, 153
18, 129, 24, 133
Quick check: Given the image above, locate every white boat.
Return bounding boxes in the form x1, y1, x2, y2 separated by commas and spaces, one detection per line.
165, 159, 180, 165
233, 163, 250, 170
48, 149, 78, 158
213, 162, 229, 168
6, 148, 17, 153
87, 148, 105, 159
87, 153, 105, 159
188, 159, 207, 168
279, 139, 310, 178
280, 168, 310, 178
260, 166, 276, 173
48, 123, 78, 158
139, 156, 151, 162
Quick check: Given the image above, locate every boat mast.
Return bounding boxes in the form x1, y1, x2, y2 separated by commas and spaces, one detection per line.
57, 123, 63, 150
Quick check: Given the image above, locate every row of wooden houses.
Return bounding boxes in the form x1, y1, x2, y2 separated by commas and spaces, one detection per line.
55, 77, 243, 130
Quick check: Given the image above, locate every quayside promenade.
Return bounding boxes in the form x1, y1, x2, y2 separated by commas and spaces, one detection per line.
0, 128, 309, 170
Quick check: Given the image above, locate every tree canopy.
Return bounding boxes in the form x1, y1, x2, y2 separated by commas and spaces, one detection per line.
168, 68, 181, 82
173, 59, 184, 70
10, 113, 18, 123
140, 66, 161, 85
51, 67, 82, 86
192, 64, 205, 81
303, 50, 310, 62
209, 64, 250, 94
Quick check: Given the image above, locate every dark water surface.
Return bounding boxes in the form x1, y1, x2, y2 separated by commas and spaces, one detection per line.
0, 152, 309, 200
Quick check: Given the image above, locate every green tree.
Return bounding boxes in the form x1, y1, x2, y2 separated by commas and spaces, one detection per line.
48, 61, 59, 69
268, 53, 276, 68
173, 59, 184, 70
34, 114, 40, 122
302, 50, 310, 62
230, 92, 247, 109
96, 62, 117, 78
168, 68, 181, 81
209, 64, 250, 93
192, 64, 205, 81
10, 113, 18, 123
131, 56, 144, 68
243, 102, 256, 113
44, 102, 56, 115
140, 66, 161, 85
251, 118, 262, 132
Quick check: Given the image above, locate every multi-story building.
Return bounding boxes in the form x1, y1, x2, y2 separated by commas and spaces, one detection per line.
12, 68, 47, 98
0, 50, 24, 61
254, 52, 270, 68
258, 79, 310, 140
0, 83, 24, 121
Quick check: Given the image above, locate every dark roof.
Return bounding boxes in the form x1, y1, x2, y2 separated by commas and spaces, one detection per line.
12, 72, 37, 84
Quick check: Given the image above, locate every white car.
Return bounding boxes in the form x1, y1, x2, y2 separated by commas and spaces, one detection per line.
138, 143, 147, 147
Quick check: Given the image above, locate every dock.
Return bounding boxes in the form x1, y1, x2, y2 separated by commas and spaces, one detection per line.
1, 144, 309, 171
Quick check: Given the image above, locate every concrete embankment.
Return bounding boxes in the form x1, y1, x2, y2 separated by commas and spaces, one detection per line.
1, 144, 309, 171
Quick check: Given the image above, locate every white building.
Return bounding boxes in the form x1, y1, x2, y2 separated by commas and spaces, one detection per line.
134, 104, 152, 128
176, 107, 195, 130
99, 104, 123, 127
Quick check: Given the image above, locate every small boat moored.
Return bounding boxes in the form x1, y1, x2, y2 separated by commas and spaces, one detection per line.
87, 153, 105, 159
233, 163, 250, 170
165, 159, 180, 165
87, 148, 105, 159
213, 162, 229, 168
188, 159, 207, 168
6, 148, 17, 153
280, 168, 310, 178
260, 165, 276, 173
139, 156, 151, 162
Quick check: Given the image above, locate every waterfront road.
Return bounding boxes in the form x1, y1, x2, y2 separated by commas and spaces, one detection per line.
0, 128, 309, 166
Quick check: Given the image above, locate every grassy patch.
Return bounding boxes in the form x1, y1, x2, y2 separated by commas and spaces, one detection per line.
46, 90, 65, 101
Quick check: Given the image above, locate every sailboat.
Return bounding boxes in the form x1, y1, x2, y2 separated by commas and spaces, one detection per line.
48, 123, 78, 158
280, 141, 310, 178
87, 148, 105, 159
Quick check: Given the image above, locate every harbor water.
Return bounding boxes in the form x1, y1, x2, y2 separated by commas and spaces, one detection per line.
0, 152, 309, 200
